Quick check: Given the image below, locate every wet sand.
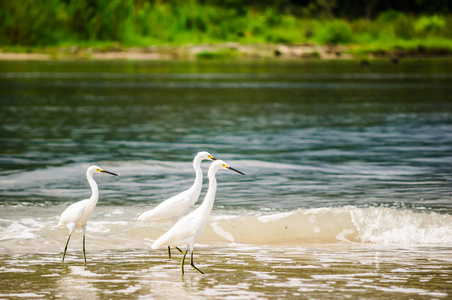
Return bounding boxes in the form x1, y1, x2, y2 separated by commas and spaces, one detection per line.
1, 245, 450, 299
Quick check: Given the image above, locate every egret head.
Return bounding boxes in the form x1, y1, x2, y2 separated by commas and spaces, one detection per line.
86, 165, 118, 176
211, 160, 245, 175
196, 151, 217, 161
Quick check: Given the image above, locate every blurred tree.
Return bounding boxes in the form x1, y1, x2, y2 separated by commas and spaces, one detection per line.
0, 0, 451, 47
316, 0, 336, 20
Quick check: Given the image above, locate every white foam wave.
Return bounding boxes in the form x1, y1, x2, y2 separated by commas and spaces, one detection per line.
0, 206, 450, 254
204, 206, 452, 246
257, 211, 294, 223
349, 207, 452, 245
210, 222, 235, 242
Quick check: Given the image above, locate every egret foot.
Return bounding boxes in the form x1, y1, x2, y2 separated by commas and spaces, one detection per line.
190, 251, 204, 275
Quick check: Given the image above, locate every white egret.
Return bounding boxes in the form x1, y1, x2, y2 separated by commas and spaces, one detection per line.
151, 159, 244, 275
138, 151, 216, 257
57, 165, 118, 265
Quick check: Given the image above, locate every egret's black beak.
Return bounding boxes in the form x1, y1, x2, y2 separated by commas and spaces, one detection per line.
227, 166, 245, 175
209, 155, 217, 161
101, 170, 118, 176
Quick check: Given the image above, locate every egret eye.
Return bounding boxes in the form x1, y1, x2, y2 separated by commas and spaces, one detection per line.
222, 164, 228, 168
97, 168, 102, 172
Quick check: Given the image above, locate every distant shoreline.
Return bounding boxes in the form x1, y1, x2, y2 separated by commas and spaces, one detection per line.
1, 43, 451, 61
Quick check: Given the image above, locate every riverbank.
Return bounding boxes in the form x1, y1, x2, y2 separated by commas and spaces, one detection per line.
1, 43, 451, 61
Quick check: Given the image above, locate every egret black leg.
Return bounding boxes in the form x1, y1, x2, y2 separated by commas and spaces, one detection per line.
181, 249, 188, 276
62, 234, 72, 264
82, 234, 87, 266
169, 246, 184, 258
190, 250, 204, 275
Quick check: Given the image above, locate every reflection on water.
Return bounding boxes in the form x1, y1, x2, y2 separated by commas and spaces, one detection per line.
0, 246, 450, 299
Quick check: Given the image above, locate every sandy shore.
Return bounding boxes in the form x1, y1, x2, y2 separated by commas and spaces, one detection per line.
0, 43, 449, 61
0, 43, 347, 60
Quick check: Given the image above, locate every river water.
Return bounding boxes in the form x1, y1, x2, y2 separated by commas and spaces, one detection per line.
0, 59, 451, 299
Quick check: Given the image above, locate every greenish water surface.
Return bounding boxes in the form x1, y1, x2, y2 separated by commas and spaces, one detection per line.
0, 58, 451, 299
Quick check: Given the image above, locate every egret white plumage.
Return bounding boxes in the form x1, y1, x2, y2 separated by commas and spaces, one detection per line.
138, 151, 216, 257
57, 165, 118, 265
151, 159, 244, 275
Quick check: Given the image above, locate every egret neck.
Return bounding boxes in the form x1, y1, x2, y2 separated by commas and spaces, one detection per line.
198, 164, 219, 216
187, 154, 205, 203
87, 170, 100, 208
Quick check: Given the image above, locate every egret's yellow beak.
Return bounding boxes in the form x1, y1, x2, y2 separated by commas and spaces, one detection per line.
224, 164, 245, 175
98, 169, 118, 176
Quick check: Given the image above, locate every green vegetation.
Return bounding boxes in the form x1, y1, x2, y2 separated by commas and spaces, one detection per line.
1, 0, 452, 58
195, 49, 238, 59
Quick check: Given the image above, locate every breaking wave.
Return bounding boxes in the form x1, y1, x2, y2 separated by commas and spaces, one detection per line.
205, 207, 452, 245
1, 206, 451, 254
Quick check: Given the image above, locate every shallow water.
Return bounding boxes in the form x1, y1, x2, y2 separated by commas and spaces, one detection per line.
0, 59, 451, 298
1, 245, 451, 299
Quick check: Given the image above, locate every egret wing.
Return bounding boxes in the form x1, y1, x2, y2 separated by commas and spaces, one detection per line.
138, 190, 191, 222
152, 210, 205, 248
58, 200, 87, 228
